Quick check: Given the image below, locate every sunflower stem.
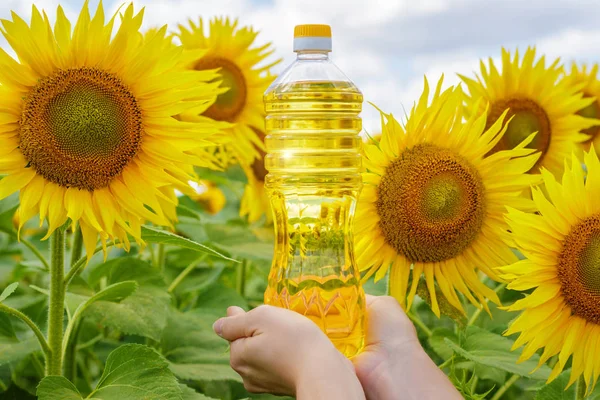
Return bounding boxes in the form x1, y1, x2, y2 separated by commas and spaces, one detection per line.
47, 229, 66, 376
63, 317, 83, 382
70, 226, 83, 267
438, 356, 454, 370
470, 375, 479, 394
490, 374, 519, 400
168, 255, 206, 294
156, 244, 166, 271
18, 236, 50, 271
236, 259, 248, 297
408, 312, 432, 337
576, 376, 587, 400
467, 283, 506, 326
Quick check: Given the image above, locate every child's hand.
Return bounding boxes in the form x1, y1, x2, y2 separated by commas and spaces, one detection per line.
213, 305, 365, 399
353, 295, 462, 400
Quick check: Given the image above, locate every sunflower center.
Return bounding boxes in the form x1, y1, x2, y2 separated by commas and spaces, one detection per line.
20, 67, 142, 191
250, 127, 267, 181
487, 98, 551, 170
558, 215, 600, 324
375, 144, 486, 263
195, 57, 247, 122
578, 94, 600, 141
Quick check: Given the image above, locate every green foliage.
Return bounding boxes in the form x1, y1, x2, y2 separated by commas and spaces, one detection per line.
84, 258, 171, 341
37, 344, 182, 399
0, 283, 18, 302
445, 326, 552, 380
141, 225, 237, 262
0, 165, 586, 400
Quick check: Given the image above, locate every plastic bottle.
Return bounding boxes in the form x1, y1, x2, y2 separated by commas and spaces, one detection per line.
263, 24, 365, 358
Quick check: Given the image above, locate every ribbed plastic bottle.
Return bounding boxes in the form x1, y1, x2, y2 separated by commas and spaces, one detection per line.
263, 24, 365, 358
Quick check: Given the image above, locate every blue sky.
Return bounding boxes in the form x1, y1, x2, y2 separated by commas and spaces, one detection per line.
2, 0, 600, 132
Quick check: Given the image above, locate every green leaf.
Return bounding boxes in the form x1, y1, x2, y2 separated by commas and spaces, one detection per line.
75, 281, 137, 314
194, 284, 248, 318
141, 226, 237, 262
0, 337, 38, 367
28, 285, 89, 317
86, 258, 171, 340
363, 275, 388, 296
38, 344, 183, 400
63, 281, 138, 354
161, 310, 239, 384
0, 314, 16, 338
170, 363, 242, 383
180, 384, 217, 400
445, 326, 552, 380
202, 223, 273, 263
177, 204, 203, 221
0, 282, 18, 302
533, 371, 575, 400
429, 328, 457, 360
0, 193, 19, 234
161, 311, 228, 364
11, 354, 45, 396
36, 376, 82, 400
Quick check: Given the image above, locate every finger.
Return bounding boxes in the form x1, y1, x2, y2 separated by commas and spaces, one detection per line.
227, 306, 246, 317
213, 307, 246, 338
364, 296, 416, 345
214, 313, 253, 341
365, 294, 376, 305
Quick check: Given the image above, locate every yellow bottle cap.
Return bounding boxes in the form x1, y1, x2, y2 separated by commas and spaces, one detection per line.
293, 24, 332, 52
294, 24, 332, 38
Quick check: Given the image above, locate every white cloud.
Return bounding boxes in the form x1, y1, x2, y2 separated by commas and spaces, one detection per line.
537, 28, 600, 65
1, 0, 600, 134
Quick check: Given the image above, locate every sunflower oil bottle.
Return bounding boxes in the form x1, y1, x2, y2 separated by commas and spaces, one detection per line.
263, 24, 365, 358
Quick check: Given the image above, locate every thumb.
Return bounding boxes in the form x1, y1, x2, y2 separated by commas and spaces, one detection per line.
213, 311, 250, 341
365, 296, 417, 346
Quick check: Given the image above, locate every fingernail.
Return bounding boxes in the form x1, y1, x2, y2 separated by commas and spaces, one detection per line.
213, 318, 223, 336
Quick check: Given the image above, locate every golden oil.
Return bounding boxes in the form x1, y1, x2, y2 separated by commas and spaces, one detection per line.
263, 79, 366, 358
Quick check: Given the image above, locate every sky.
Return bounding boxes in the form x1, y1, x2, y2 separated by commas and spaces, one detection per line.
1, 0, 600, 132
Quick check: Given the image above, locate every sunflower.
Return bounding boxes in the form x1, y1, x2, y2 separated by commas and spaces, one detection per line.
190, 180, 226, 215
563, 63, 600, 151
177, 18, 279, 221
0, 3, 226, 258
355, 77, 541, 316
502, 149, 600, 393
240, 127, 272, 223
460, 48, 597, 176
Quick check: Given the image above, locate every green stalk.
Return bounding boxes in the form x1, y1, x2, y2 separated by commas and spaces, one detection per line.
168, 255, 206, 294
576, 376, 587, 400
69, 226, 83, 267
0, 303, 50, 358
490, 374, 519, 400
157, 244, 166, 271
19, 236, 50, 271
438, 356, 454, 370
236, 259, 248, 297
468, 283, 506, 326
46, 229, 66, 376
470, 375, 479, 394
63, 318, 83, 382
408, 312, 432, 337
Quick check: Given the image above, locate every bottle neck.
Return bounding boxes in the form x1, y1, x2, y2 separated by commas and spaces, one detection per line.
296, 51, 329, 61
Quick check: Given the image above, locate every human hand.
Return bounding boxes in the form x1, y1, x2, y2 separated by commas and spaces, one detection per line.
213, 305, 365, 399
353, 295, 462, 400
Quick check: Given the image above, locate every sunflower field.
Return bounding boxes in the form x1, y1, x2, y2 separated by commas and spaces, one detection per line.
0, 2, 600, 400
